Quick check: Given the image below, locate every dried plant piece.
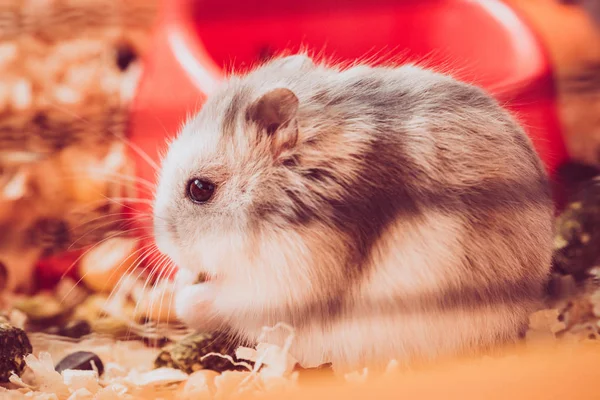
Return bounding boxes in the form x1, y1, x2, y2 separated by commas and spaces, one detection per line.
0, 316, 33, 382
236, 342, 297, 379
12, 293, 67, 325
554, 176, 600, 276
78, 237, 139, 293
154, 332, 243, 374
557, 297, 595, 329
68, 290, 139, 340
562, 322, 600, 342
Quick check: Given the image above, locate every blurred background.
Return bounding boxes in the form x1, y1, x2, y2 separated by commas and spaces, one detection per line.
0, 0, 599, 329
0, 0, 158, 293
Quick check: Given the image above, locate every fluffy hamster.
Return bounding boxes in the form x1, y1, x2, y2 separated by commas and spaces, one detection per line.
153, 55, 554, 372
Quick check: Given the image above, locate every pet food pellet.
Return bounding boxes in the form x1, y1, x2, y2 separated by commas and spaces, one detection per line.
0, 316, 33, 382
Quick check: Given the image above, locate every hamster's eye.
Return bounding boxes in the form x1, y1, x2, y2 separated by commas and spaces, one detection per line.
187, 179, 215, 204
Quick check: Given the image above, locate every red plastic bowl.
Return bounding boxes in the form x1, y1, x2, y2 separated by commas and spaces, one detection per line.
126, 0, 569, 256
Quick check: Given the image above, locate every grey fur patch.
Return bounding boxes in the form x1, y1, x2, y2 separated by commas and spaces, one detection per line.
221, 87, 252, 139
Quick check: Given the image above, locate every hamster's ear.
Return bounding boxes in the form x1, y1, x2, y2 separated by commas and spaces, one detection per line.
246, 88, 299, 156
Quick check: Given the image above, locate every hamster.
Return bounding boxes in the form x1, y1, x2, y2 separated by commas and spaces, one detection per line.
153, 54, 554, 372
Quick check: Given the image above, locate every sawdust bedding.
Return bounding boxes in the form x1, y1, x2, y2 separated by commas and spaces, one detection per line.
0, 275, 599, 400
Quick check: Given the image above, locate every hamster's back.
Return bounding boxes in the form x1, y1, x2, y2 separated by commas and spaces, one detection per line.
249, 59, 553, 368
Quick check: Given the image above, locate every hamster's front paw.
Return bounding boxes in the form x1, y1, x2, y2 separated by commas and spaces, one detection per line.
175, 282, 223, 332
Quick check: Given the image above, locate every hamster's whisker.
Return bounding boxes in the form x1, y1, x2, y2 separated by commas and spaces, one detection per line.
132, 247, 168, 328
56, 173, 155, 195
150, 259, 172, 338
111, 265, 152, 333
119, 256, 162, 341
139, 252, 172, 336
104, 241, 157, 300
103, 242, 159, 328
99, 171, 156, 191
99, 193, 148, 215
122, 138, 161, 173
99, 197, 155, 205
139, 249, 166, 295
59, 230, 152, 279
66, 213, 135, 233
164, 262, 178, 333
90, 196, 154, 216
67, 217, 141, 250
57, 237, 154, 307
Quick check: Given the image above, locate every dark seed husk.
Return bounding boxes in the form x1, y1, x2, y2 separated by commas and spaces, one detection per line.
59, 320, 92, 339
154, 332, 249, 374
55, 351, 104, 376
0, 316, 33, 382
